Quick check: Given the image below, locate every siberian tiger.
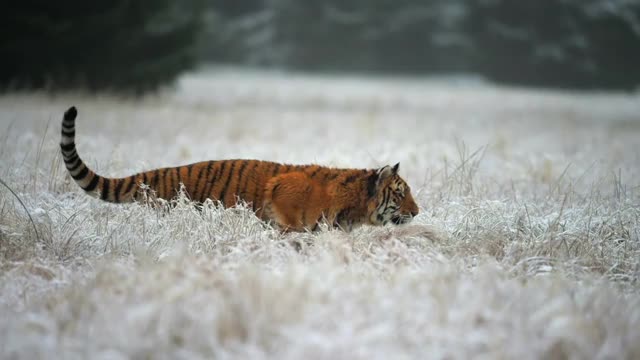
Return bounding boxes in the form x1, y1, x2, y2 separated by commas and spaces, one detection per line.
60, 106, 419, 232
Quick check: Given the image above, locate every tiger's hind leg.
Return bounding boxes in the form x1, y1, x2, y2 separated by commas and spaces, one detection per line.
262, 172, 327, 232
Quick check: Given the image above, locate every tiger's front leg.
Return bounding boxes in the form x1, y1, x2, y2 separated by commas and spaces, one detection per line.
262, 172, 330, 232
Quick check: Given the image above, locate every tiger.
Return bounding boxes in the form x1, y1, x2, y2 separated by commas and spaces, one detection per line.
60, 106, 419, 232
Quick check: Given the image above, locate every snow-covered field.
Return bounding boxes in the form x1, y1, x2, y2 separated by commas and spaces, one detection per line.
1, 67, 639, 359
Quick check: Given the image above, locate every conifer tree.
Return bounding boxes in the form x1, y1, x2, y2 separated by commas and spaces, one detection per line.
0, 1, 204, 94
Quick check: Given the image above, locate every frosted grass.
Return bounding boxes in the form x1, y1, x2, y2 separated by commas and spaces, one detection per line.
0, 67, 639, 359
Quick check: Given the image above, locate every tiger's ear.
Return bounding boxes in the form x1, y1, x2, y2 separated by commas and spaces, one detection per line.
368, 164, 398, 197
376, 163, 399, 184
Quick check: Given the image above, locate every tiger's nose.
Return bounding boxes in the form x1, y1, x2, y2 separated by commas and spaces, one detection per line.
410, 209, 419, 218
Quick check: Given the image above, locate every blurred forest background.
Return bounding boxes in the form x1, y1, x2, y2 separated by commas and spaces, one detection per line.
1, 0, 639, 94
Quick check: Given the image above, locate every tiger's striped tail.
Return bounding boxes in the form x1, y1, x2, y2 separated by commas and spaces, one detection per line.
60, 106, 137, 203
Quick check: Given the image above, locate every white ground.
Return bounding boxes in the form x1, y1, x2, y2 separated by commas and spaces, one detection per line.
1, 67, 639, 359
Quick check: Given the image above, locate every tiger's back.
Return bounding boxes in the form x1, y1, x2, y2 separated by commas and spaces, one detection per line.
60, 106, 419, 232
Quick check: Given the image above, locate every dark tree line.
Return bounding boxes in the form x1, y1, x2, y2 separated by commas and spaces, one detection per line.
205, 0, 640, 90
1, 1, 639, 93
0, 2, 204, 94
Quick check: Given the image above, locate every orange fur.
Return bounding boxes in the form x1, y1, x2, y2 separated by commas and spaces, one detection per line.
60, 106, 419, 232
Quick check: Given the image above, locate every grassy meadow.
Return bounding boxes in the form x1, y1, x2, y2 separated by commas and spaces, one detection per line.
1, 68, 639, 359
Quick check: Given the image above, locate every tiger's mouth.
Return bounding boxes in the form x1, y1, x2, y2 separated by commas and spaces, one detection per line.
391, 215, 412, 225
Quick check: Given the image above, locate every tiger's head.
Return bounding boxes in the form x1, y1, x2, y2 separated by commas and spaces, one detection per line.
367, 163, 419, 226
